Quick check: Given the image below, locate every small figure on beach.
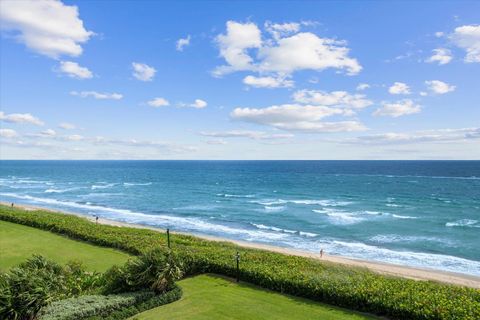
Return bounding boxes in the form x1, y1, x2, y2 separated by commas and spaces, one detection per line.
320, 249, 324, 258
95, 216, 99, 224
11, 203, 14, 207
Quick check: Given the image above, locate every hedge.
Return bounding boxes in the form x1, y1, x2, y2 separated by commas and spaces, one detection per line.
39, 286, 182, 320
1, 205, 479, 320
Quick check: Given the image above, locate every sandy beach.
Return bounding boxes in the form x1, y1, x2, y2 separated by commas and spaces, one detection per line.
3, 201, 480, 289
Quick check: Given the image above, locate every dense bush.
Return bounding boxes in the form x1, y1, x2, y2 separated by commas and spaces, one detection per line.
103, 248, 183, 294
0, 255, 102, 320
1, 205, 480, 320
38, 285, 181, 320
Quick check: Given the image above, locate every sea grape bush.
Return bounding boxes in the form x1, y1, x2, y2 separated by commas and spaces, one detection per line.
1, 205, 479, 320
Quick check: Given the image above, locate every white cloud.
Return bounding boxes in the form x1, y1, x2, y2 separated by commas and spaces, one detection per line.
388, 82, 411, 95
147, 97, 170, 107
132, 62, 156, 81
176, 35, 191, 51
426, 48, 453, 65
214, 21, 361, 77
264, 21, 300, 40
425, 80, 456, 95
0, 111, 44, 125
206, 139, 228, 145
64, 134, 84, 141
58, 61, 92, 79
190, 99, 207, 109
345, 127, 480, 145
243, 75, 294, 88
293, 90, 373, 109
214, 21, 262, 76
373, 99, 421, 117
59, 122, 76, 130
0, 128, 18, 138
451, 24, 480, 63
356, 83, 370, 91
231, 104, 366, 133
0, 0, 93, 58
200, 130, 293, 140
258, 32, 361, 75
39, 129, 56, 137
435, 31, 444, 38
70, 90, 123, 100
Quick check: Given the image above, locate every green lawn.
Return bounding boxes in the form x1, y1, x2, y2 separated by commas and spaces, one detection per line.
0, 220, 131, 271
130, 274, 377, 320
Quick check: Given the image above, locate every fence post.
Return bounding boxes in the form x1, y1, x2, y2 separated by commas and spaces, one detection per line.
167, 228, 171, 248
235, 251, 240, 282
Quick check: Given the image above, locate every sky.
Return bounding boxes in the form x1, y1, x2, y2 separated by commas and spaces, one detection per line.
0, 0, 479, 160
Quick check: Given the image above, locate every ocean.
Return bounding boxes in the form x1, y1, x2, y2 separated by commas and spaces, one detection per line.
1, 160, 479, 276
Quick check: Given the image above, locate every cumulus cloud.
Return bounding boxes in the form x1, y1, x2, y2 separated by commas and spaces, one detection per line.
388, 82, 411, 95
425, 80, 456, 95
243, 75, 294, 88
39, 129, 56, 137
0, 0, 93, 58
132, 62, 156, 81
0, 128, 18, 138
176, 35, 191, 51
292, 90, 373, 109
70, 91, 123, 100
231, 104, 365, 133
59, 122, 76, 130
213, 21, 262, 76
451, 24, 480, 63
200, 130, 293, 140
264, 21, 300, 40
356, 83, 370, 91
0, 111, 44, 126
373, 99, 421, 117
58, 61, 92, 79
343, 127, 480, 145
189, 99, 207, 109
426, 48, 453, 65
147, 97, 170, 107
213, 20, 361, 78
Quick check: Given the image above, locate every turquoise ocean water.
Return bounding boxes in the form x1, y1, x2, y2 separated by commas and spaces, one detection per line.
1, 160, 479, 276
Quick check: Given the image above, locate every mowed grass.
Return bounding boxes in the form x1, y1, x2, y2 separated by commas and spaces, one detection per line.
130, 274, 377, 320
0, 220, 130, 271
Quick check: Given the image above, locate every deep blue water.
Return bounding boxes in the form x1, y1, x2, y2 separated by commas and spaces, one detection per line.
1, 160, 479, 276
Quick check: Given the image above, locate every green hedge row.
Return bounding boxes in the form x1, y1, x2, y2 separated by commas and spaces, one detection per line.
1, 205, 479, 320
39, 286, 181, 320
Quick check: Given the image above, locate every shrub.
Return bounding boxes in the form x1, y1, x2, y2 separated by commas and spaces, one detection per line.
1, 205, 480, 320
0, 255, 102, 320
103, 248, 183, 294
38, 286, 182, 320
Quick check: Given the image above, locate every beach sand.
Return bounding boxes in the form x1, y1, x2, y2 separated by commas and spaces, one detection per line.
3, 202, 480, 289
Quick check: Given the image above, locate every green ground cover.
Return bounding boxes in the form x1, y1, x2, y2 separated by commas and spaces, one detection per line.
130, 274, 376, 320
1, 205, 479, 320
0, 220, 130, 271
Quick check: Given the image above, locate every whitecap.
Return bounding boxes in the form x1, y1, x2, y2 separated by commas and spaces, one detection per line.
392, 214, 417, 219
446, 219, 479, 228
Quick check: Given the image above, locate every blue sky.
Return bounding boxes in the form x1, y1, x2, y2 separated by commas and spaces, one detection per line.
0, 0, 479, 159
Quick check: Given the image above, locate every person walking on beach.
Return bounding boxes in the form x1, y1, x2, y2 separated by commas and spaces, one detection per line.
95, 216, 99, 224
11, 203, 14, 207
320, 249, 324, 258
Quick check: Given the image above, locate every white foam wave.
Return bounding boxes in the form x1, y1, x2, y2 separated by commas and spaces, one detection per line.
392, 214, 417, 219
123, 182, 152, 187
446, 219, 479, 228
217, 193, 255, 198
91, 183, 116, 190
252, 199, 351, 207
264, 206, 285, 212
370, 234, 454, 245
251, 223, 317, 237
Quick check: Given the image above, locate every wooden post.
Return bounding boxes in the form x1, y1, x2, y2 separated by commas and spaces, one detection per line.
235, 251, 240, 282
167, 228, 171, 248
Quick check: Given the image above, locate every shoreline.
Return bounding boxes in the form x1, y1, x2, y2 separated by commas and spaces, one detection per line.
2, 201, 480, 288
